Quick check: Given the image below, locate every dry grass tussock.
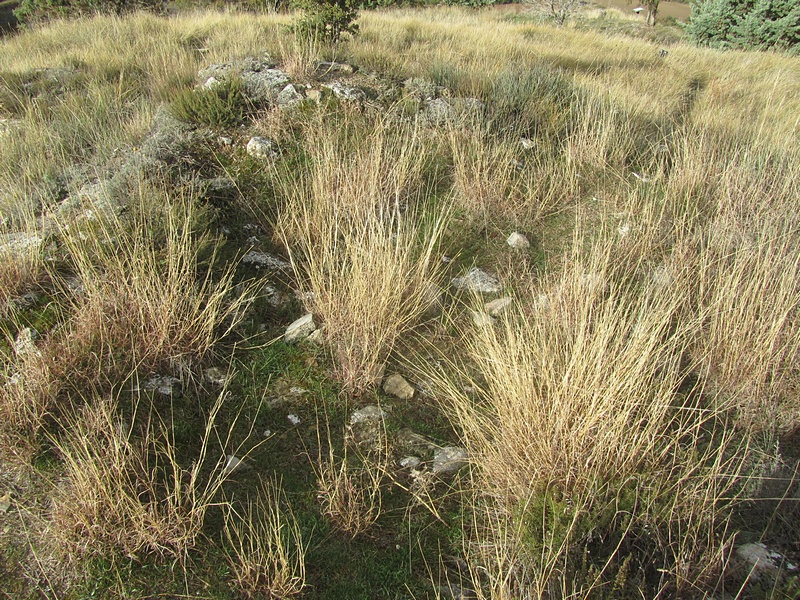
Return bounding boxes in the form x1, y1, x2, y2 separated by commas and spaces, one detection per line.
1, 186, 251, 441
223, 479, 306, 598
49, 391, 232, 562
276, 112, 449, 394
426, 235, 750, 596
312, 424, 387, 537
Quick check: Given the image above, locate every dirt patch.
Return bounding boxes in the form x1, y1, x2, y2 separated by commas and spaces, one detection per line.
592, 0, 691, 22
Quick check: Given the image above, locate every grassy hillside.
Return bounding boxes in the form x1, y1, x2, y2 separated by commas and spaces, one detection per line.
1, 5, 799, 599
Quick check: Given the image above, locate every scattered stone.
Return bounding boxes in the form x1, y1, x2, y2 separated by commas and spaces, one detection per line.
287, 414, 301, 426
0, 493, 10, 513
241, 251, 289, 271
432, 447, 469, 476
617, 223, 631, 237
520, 137, 535, 150
284, 313, 316, 344
350, 405, 389, 425
399, 456, 422, 469
323, 82, 366, 102
423, 98, 453, 124
317, 61, 356, 76
383, 374, 415, 400
204, 367, 228, 386
735, 543, 797, 574
470, 309, 495, 328
222, 455, 242, 476
306, 89, 323, 103
263, 429, 272, 438
246, 136, 279, 160
13, 328, 40, 358
506, 232, 530, 249
451, 267, 501, 294
276, 83, 303, 107
198, 56, 290, 105
485, 297, 512, 317
142, 375, 182, 398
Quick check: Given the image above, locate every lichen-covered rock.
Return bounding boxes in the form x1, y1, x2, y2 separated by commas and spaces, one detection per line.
323, 82, 366, 102
451, 267, 501, 294
241, 251, 289, 271
246, 136, 279, 159
432, 447, 468, 476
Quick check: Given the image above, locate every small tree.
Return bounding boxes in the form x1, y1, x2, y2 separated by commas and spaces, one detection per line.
293, 0, 358, 44
523, 0, 581, 26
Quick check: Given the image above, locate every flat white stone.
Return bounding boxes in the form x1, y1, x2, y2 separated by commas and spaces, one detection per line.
284, 313, 316, 344
506, 232, 530, 249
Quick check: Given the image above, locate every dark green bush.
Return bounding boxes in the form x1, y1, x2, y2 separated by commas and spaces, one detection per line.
170, 78, 250, 129
14, 0, 164, 24
685, 0, 800, 54
292, 0, 359, 43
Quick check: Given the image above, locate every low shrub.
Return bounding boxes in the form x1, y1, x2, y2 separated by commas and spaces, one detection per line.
170, 77, 250, 129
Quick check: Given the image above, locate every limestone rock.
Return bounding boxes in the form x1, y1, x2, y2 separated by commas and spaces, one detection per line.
241, 251, 289, 271
735, 543, 797, 574
383, 374, 414, 400
198, 56, 290, 105
204, 367, 229, 386
142, 375, 182, 398
284, 313, 316, 344
433, 447, 468, 476
13, 328, 40, 358
506, 232, 530, 249
485, 297, 512, 317
323, 82, 366, 102
350, 405, 389, 425
246, 136, 279, 159
276, 83, 303, 107
451, 268, 501, 294
399, 456, 421, 469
